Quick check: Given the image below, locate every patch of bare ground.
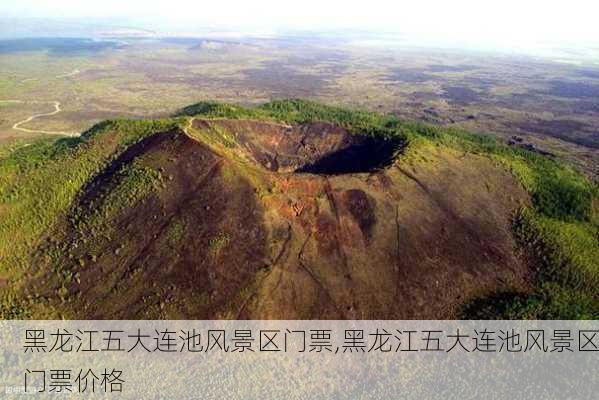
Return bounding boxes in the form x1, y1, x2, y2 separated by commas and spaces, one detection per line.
31, 128, 268, 318
28, 120, 531, 319
196, 119, 530, 319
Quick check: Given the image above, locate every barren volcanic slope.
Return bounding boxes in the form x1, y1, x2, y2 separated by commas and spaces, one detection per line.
0, 100, 597, 319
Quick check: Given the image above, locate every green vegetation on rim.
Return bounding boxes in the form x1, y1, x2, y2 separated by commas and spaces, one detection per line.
0, 99, 597, 319
180, 99, 399, 137
0, 118, 178, 317
395, 121, 597, 318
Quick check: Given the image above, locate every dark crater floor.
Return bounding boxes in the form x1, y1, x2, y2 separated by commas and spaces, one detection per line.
194, 119, 406, 174
295, 135, 405, 174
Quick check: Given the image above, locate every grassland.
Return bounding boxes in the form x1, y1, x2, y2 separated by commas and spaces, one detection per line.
0, 37, 598, 179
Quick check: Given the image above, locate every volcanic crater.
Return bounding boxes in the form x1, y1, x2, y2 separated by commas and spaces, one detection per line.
192, 119, 405, 174
24, 115, 531, 319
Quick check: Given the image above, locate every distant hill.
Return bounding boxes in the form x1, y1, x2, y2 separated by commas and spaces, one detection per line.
0, 100, 597, 319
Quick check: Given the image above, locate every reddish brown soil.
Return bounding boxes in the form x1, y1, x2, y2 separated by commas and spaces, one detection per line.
33, 129, 267, 318
29, 120, 531, 319
193, 119, 403, 174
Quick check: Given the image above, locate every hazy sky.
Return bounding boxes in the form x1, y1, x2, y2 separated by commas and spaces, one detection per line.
2, 0, 598, 48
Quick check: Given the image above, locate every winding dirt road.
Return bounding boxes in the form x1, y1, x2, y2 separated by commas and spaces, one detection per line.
55, 69, 81, 79
0, 69, 82, 137
0, 100, 78, 136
